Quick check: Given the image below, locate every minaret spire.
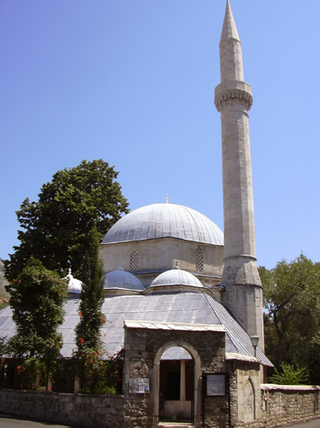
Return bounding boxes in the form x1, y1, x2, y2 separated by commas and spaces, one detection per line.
215, 2, 264, 348
219, 0, 243, 82
221, 1, 240, 43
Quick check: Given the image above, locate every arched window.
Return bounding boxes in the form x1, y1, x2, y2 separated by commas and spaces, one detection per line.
195, 252, 203, 272
130, 251, 139, 271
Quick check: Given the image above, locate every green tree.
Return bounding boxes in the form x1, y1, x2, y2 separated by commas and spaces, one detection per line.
5, 159, 129, 282
0, 259, 10, 309
75, 225, 105, 352
5, 258, 68, 387
260, 254, 320, 384
74, 225, 116, 394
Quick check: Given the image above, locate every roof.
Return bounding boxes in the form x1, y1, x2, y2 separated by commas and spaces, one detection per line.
66, 269, 83, 295
104, 268, 143, 291
0, 291, 272, 366
124, 320, 226, 332
102, 203, 224, 246
149, 268, 203, 290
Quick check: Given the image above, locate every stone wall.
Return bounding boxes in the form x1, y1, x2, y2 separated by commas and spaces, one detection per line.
227, 383, 320, 428
0, 389, 125, 428
1, 383, 320, 428
227, 359, 262, 426
260, 384, 320, 428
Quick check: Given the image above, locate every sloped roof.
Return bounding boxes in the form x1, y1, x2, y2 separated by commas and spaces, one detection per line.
0, 292, 272, 366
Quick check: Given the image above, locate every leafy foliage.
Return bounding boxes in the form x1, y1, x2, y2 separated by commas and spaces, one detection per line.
4, 159, 129, 281
75, 225, 105, 351
75, 346, 123, 395
73, 225, 118, 394
260, 254, 320, 383
15, 357, 47, 390
5, 258, 68, 362
268, 362, 308, 385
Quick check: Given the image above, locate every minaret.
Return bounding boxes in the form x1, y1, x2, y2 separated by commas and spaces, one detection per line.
215, 1, 264, 348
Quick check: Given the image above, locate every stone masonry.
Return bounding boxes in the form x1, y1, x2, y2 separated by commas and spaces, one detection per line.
122, 321, 228, 428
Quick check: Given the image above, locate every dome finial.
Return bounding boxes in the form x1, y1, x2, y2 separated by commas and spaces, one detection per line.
165, 194, 168, 204
68, 267, 72, 276
175, 260, 180, 269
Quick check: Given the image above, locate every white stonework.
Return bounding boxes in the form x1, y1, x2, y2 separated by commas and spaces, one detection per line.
215, 1, 264, 347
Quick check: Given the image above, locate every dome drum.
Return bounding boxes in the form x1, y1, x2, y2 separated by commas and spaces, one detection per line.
100, 237, 224, 288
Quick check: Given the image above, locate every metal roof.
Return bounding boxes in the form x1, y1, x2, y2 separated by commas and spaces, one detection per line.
102, 203, 224, 246
124, 320, 226, 332
104, 268, 143, 290
0, 291, 272, 367
149, 268, 203, 289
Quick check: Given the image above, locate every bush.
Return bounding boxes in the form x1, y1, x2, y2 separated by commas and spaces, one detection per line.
268, 362, 308, 385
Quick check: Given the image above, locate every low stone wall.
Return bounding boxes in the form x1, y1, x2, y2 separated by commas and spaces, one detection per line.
0, 389, 125, 428
261, 384, 320, 428
2, 385, 320, 428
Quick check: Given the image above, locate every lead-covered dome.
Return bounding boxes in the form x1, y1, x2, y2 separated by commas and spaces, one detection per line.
146, 267, 204, 292
102, 203, 223, 245
104, 267, 144, 291
65, 269, 84, 295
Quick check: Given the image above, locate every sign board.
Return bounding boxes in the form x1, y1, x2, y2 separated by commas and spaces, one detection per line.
129, 378, 150, 394
205, 374, 227, 397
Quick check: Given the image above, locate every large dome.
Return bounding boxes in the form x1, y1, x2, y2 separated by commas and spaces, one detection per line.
102, 203, 224, 246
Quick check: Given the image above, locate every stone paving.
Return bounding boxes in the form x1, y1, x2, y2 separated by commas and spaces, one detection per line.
0, 414, 73, 428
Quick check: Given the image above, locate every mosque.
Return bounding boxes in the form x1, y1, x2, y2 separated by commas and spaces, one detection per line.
0, 2, 274, 427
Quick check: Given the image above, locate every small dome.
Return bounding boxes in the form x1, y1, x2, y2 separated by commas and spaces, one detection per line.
104, 267, 144, 291
102, 203, 223, 246
66, 269, 83, 295
149, 267, 203, 289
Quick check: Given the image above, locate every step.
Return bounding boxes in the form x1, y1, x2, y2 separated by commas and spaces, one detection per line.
158, 423, 194, 428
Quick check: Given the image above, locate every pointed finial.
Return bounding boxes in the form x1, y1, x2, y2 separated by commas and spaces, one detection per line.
68, 267, 72, 276
218, 0, 244, 82
220, 0, 240, 43
165, 194, 168, 204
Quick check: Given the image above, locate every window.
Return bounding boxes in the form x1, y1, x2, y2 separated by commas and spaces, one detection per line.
130, 251, 139, 271
196, 252, 203, 272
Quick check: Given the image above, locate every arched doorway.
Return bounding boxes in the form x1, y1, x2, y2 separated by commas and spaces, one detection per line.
159, 346, 193, 422
153, 340, 202, 427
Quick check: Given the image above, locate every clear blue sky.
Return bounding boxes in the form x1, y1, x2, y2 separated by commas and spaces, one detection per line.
0, 0, 319, 269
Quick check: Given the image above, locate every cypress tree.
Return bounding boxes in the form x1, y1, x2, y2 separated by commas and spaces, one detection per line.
75, 225, 105, 350
74, 225, 108, 393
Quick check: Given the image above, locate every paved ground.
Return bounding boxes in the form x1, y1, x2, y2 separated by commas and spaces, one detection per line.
280, 420, 320, 428
0, 414, 74, 428
0, 414, 320, 428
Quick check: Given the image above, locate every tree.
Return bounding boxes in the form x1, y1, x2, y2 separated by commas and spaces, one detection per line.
5, 258, 68, 388
5, 159, 129, 282
0, 259, 10, 309
74, 225, 117, 394
75, 225, 105, 352
260, 254, 320, 383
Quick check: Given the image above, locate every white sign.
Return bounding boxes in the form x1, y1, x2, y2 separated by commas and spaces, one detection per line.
129, 378, 150, 394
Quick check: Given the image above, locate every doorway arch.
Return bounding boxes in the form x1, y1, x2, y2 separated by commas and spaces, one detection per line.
153, 340, 201, 427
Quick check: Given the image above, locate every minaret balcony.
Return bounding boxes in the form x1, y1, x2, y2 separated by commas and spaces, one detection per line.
214, 80, 253, 112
